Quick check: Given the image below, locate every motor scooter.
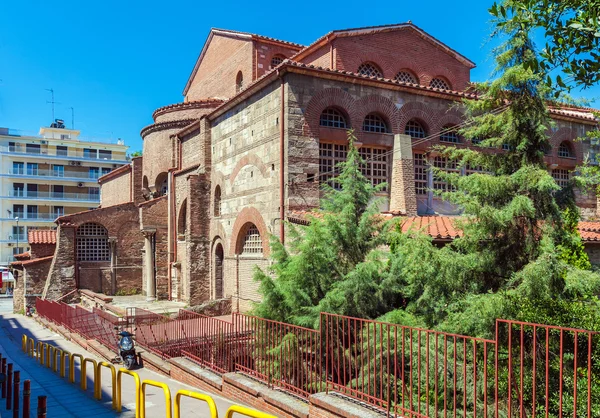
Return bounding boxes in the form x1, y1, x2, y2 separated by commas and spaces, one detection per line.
25, 305, 35, 317
113, 326, 137, 370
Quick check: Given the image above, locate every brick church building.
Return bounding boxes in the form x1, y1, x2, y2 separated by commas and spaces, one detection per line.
40, 23, 599, 310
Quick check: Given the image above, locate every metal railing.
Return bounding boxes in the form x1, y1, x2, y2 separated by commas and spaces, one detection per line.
1, 145, 127, 162
4, 190, 100, 201
4, 168, 105, 181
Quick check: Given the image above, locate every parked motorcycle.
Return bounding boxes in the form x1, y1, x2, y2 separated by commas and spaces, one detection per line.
25, 306, 35, 317
114, 327, 137, 370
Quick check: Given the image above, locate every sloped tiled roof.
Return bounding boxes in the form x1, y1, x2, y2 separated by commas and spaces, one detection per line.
28, 230, 56, 245
401, 216, 462, 240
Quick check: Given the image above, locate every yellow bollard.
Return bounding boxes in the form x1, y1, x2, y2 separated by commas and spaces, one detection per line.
45, 344, 54, 368
116, 368, 141, 417
81, 358, 98, 391
95, 362, 117, 409
141, 380, 172, 418
53, 348, 62, 373
174, 390, 218, 418
22, 335, 27, 352
69, 353, 84, 384
225, 405, 278, 418
27, 338, 35, 357
60, 351, 70, 378
37, 341, 44, 364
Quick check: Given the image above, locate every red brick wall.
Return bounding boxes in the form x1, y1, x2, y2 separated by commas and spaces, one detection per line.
139, 196, 169, 299
30, 243, 55, 259
254, 40, 301, 79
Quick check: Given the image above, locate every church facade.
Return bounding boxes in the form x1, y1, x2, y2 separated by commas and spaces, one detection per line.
41, 23, 600, 309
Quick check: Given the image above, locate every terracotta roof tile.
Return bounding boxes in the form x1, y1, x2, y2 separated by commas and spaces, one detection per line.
28, 230, 56, 245
401, 216, 462, 239
11, 255, 53, 267
14, 251, 31, 261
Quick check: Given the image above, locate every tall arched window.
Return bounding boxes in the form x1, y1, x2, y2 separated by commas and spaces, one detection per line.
236, 71, 244, 93
558, 141, 575, 158
178, 200, 187, 238
395, 70, 418, 84
270, 55, 285, 68
320, 108, 348, 129
76, 223, 109, 261
357, 62, 383, 78
440, 124, 461, 143
214, 186, 222, 217
430, 77, 451, 90
362, 113, 390, 133
404, 119, 427, 139
241, 224, 262, 255
155, 172, 168, 196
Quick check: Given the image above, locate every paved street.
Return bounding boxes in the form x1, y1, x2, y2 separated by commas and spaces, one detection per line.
0, 298, 246, 417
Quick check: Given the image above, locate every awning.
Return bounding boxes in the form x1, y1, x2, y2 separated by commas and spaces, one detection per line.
1, 270, 15, 284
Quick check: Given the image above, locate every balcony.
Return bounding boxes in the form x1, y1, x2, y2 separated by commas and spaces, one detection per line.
0, 213, 60, 222
2, 168, 103, 182
3, 190, 100, 203
0, 145, 129, 163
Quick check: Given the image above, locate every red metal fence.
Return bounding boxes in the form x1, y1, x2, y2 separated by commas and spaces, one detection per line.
35, 298, 600, 417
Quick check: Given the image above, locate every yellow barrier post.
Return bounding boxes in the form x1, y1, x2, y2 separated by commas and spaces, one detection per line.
27, 338, 35, 357
22, 335, 27, 352
53, 348, 62, 373
141, 380, 172, 418
37, 341, 44, 364
225, 405, 278, 418
81, 358, 98, 391
174, 390, 218, 418
60, 351, 70, 378
95, 362, 117, 409
45, 344, 54, 368
69, 353, 84, 384
116, 368, 141, 417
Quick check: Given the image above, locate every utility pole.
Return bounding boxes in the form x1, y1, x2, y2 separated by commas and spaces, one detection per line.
69, 107, 75, 129
45, 88, 56, 123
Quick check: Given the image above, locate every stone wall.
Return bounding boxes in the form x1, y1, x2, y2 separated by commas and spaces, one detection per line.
139, 196, 169, 299
43, 225, 76, 300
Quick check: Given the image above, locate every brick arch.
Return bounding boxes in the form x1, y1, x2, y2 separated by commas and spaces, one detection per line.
229, 153, 269, 185
303, 88, 357, 138
432, 108, 465, 134
398, 101, 437, 136
230, 207, 270, 256
211, 221, 228, 255
394, 67, 421, 84
423, 66, 456, 90
551, 127, 582, 160
354, 95, 401, 134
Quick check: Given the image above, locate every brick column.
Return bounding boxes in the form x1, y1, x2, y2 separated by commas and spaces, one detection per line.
142, 229, 156, 301
389, 134, 417, 216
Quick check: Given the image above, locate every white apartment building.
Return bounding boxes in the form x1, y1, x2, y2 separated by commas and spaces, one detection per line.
0, 120, 129, 267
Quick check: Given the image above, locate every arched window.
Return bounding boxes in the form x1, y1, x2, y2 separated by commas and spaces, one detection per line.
241, 224, 262, 255
214, 186, 222, 217
430, 77, 451, 90
270, 55, 285, 68
558, 141, 575, 158
404, 119, 427, 139
76, 223, 109, 261
357, 62, 383, 78
395, 70, 418, 84
178, 200, 187, 238
320, 108, 348, 129
440, 124, 461, 143
155, 173, 168, 196
236, 71, 244, 93
362, 113, 390, 133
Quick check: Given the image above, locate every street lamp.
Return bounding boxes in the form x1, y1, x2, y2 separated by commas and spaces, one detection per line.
15, 216, 19, 259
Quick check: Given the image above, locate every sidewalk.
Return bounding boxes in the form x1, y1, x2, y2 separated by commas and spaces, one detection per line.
0, 312, 244, 417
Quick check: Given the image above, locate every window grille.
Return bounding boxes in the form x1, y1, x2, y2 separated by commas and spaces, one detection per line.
270, 55, 285, 68
430, 78, 450, 90
552, 169, 570, 188
357, 63, 383, 78
414, 153, 428, 195
502, 143, 511, 151
358, 147, 389, 191
466, 163, 485, 176
433, 156, 459, 192
362, 114, 389, 133
319, 143, 389, 190
395, 71, 417, 84
440, 125, 461, 143
320, 108, 347, 129
242, 225, 262, 255
319, 143, 347, 189
76, 223, 109, 262
558, 141, 574, 158
214, 186, 222, 217
405, 120, 427, 139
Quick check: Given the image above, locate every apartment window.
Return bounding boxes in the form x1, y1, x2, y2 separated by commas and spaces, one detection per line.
362, 114, 390, 133
60, 134, 70, 140
395, 71, 418, 84
89, 187, 100, 200
53, 165, 64, 177
101, 167, 111, 176
13, 183, 24, 197
405, 120, 427, 139
76, 223, 109, 262
320, 108, 348, 129
26, 184, 38, 197
433, 156, 459, 192
12, 162, 24, 175
89, 167, 100, 179
53, 206, 64, 217
440, 125, 461, 143
319, 142, 347, 189
12, 205, 24, 218
53, 185, 64, 198
26, 144, 41, 154
57, 146, 68, 156
84, 148, 97, 159
27, 163, 38, 176
552, 169, 571, 188
430, 78, 451, 90
27, 205, 38, 218
357, 62, 383, 78
358, 147, 389, 191
9, 142, 16, 152
558, 141, 574, 158
241, 224, 263, 255
12, 226, 25, 240
99, 150, 112, 160
414, 153, 428, 195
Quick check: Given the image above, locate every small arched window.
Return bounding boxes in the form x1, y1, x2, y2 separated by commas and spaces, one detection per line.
430, 78, 451, 90
155, 172, 168, 196
357, 62, 383, 78
440, 124, 461, 143
76, 223, 109, 261
241, 224, 262, 255
558, 141, 575, 158
236, 71, 244, 93
395, 70, 418, 84
320, 108, 348, 129
362, 113, 390, 133
405, 120, 427, 139
214, 186, 221, 217
270, 55, 285, 68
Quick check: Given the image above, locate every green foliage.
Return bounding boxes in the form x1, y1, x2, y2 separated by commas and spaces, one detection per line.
129, 150, 142, 157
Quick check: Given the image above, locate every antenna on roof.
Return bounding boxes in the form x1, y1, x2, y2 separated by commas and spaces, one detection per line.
46, 88, 56, 123
69, 107, 75, 129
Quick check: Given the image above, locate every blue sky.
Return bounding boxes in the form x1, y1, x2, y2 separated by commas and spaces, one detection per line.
0, 0, 598, 153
